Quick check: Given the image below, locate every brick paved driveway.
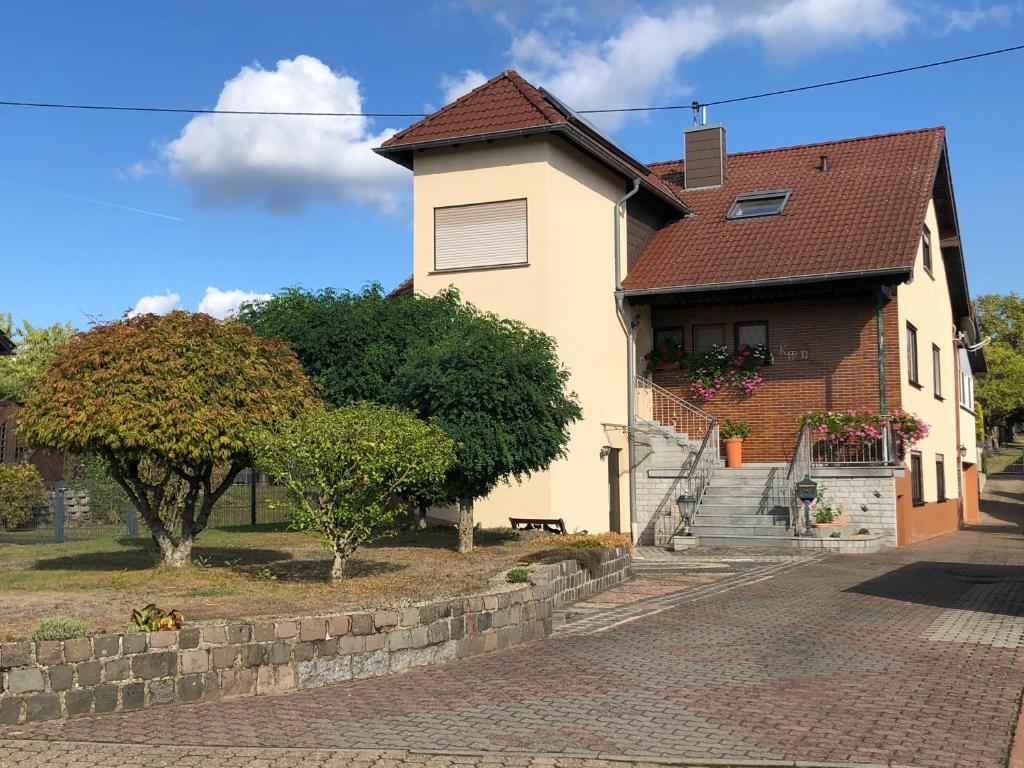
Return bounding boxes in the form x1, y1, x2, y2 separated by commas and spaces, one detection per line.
4, 478, 1024, 768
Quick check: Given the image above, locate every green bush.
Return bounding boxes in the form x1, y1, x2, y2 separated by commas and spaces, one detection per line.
721, 419, 752, 440
506, 567, 530, 584
28, 618, 90, 641
562, 538, 603, 550
0, 462, 47, 530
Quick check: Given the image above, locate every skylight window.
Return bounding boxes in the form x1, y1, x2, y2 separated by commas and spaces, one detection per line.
727, 189, 791, 219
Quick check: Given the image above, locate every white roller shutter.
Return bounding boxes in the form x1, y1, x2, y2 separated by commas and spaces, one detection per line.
434, 199, 527, 271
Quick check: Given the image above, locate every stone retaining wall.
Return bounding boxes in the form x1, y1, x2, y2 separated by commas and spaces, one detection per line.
810, 467, 899, 547
0, 547, 630, 724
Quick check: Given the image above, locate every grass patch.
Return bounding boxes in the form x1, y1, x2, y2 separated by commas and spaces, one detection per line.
0, 524, 602, 641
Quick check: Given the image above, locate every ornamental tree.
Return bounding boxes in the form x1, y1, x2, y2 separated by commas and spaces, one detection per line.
253, 403, 456, 581
17, 312, 318, 567
396, 305, 582, 553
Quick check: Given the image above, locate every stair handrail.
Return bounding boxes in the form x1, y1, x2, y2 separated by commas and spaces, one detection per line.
684, 418, 720, 518
634, 375, 718, 453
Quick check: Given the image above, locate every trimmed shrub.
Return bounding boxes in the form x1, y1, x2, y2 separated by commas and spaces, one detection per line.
0, 462, 47, 530
506, 567, 530, 584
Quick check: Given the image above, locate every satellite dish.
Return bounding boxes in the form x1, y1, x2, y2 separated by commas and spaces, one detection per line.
958, 316, 978, 346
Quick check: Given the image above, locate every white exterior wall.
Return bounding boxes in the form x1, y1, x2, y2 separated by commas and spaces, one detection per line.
411, 136, 632, 534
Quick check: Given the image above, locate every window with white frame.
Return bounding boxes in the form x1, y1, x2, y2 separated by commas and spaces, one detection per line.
960, 366, 975, 410
434, 199, 527, 271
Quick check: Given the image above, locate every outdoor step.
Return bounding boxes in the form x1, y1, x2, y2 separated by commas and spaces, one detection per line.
700, 501, 786, 514
693, 524, 794, 536
702, 488, 779, 498
694, 513, 790, 524
696, 533, 802, 548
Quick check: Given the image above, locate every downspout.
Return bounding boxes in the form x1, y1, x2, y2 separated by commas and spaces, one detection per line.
614, 178, 642, 542
876, 288, 889, 464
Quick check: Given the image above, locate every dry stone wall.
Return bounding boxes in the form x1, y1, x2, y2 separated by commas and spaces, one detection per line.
0, 547, 630, 724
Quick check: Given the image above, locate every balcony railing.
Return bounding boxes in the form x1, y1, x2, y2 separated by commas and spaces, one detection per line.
809, 424, 899, 467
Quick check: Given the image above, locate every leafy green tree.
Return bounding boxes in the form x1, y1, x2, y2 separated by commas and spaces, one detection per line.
397, 307, 582, 552
17, 312, 318, 567
0, 317, 74, 402
253, 403, 456, 581
242, 288, 582, 553
976, 293, 1024, 438
0, 462, 47, 530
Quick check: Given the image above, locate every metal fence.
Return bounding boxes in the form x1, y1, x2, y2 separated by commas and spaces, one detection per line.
0, 472, 293, 545
809, 426, 898, 467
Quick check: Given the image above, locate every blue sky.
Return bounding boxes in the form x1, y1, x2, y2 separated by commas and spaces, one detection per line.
2, 0, 1021, 328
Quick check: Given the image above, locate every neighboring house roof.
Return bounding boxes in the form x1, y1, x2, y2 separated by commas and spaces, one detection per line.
623, 127, 946, 293
388, 275, 414, 298
0, 329, 14, 355
376, 70, 689, 215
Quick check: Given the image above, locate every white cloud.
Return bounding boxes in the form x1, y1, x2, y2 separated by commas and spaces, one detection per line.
164, 55, 408, 213
440, 69, 488, 103
197, 287, 272, 319
511, 0, 910, 130
128, 291, 181, 318
117, 161, 159, 180
944, 3, 1018, 32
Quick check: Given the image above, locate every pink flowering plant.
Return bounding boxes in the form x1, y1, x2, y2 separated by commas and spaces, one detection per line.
685, 343, 770, 402
798, 409, 929, 461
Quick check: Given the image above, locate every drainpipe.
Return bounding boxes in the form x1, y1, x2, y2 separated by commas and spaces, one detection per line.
876, 288, 889, 464
614, 178, 642, 542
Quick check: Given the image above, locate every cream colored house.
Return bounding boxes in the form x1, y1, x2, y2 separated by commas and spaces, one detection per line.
377, 70, 984, 549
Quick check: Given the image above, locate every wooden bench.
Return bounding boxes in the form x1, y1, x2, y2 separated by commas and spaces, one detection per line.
509, 517, 567, 535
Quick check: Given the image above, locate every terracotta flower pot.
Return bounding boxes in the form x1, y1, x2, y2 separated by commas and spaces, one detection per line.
724, 438, 744, 468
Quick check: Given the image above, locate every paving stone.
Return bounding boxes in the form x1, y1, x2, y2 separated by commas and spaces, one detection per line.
120, 682, 144, 710
148, 679, 175, 705
24, 694, 60, 722
0, 643, 31, 669
299, 618, 327, 642
122, 633, 147, 655
92, 635, 120, 659
177, 675, 204, 703
227, 624, 252, 644
47, 665, 74, 692
0, 699, 22, 725
131, 652, 176, 680
181, 649, 210, 674
93, 685, 118, 714
178, 628, 202, 649
212, 645, 238, 669
327, 615, 350, 636
34, 641, 62, 666
64, 689, 93, 717
104, 658, 131, 682
76, 660, 102, 687
8, 668, 44, 694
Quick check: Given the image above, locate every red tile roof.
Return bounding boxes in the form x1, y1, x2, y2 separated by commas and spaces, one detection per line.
381, 70, 565, 148
377, 70, 687, 213
623, 127, 946, 292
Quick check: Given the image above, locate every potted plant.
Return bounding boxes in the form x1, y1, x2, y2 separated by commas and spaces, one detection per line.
809, 485, 848, 529
721, 419, 751, 468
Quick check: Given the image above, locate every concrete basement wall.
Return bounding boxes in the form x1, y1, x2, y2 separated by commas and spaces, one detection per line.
0, 548, 630, 724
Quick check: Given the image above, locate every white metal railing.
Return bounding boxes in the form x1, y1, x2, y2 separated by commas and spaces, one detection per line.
633, 376, 718, 448
784, 424, 813, 536
809, 423, 898, 467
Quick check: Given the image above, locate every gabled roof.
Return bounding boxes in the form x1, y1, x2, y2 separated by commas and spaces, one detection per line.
623, 127, 947, 293
0, 329, 14, 356
376, 70, 689, 215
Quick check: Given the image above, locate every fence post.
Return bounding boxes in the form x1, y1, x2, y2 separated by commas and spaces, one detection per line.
54, 482, 65, 544
250, 470, 257, 527
125, 504, 138, 537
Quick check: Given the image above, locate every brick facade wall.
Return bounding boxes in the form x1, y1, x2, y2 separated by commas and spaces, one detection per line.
649, 292, 903, 462
0, 548, 631, 724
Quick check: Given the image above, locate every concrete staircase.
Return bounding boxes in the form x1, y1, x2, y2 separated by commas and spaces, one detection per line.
691, 463, 797, 548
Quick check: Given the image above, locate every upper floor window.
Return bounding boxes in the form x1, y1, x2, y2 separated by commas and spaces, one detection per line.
922, 225, 932, 274
906, 323, 920, 386
932, 344, 942, 399
960, 366, 975, 410
693, 324, 725, 354
434, 198, 527, 272
727, 189, 791, 220
734, 321, 768, 352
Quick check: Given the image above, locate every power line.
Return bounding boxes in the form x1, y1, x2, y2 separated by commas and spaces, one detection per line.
1, 43, 1020, 119
0, 100, 427, 117
579, 43, 1024, 113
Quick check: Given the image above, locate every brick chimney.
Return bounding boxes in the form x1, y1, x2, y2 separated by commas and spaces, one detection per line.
684, 124, 726, 189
